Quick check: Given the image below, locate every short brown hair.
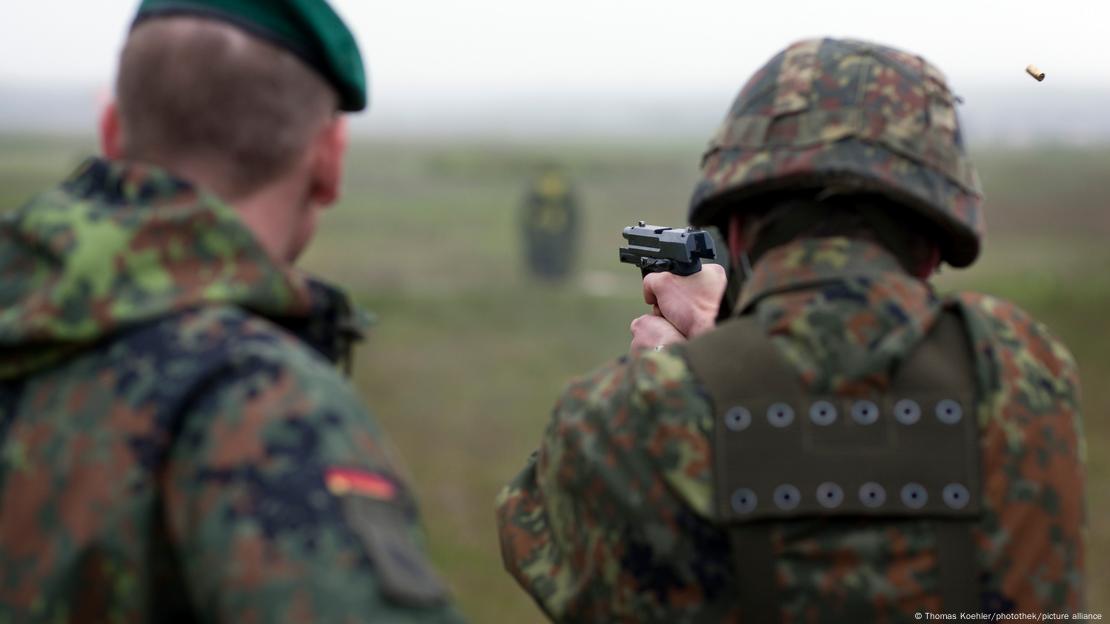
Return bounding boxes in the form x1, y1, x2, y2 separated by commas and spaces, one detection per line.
116, 17, 338, 199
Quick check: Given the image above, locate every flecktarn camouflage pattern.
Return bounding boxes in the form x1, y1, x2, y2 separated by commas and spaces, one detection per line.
690, 38, 984, 268
0, 158, 464, 622
497, 238, 1084, 622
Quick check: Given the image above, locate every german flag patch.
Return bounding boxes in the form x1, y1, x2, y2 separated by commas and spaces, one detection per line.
324, 467, 397, 500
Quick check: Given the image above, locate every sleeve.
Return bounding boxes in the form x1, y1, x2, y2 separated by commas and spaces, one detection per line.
161, 337, 467, 624
957, 293, 1086, 611
495, 349, 733, 622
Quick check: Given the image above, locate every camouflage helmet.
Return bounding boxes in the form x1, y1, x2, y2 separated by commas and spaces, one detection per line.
689, 38, 984, 267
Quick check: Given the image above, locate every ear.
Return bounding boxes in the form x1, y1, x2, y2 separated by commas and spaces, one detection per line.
727, 214, 747, 268
913, 245, 943, 280
99, 101, 124, 159
308, 115, 348, 207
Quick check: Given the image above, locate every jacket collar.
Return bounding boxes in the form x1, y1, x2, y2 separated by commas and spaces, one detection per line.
737, 237, 915, 314
1, 157, 365, 375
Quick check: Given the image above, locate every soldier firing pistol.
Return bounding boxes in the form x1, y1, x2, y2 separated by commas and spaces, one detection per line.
619, 221, 717, 277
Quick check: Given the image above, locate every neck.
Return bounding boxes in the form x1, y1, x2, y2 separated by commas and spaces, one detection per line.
736, 237, 926, 313
233, 175, 312, 264
160, 158, 310, 264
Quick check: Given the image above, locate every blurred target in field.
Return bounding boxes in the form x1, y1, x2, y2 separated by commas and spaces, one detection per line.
520, 164, 579, 281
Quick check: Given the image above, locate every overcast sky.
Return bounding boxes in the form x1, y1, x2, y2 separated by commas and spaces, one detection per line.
2, 0, 1108, 141
4, 0, 1108, 92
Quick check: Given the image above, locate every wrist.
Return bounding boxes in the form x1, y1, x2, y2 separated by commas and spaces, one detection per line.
685, 312, 717, 338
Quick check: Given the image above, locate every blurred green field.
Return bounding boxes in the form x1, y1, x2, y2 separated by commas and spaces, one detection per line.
1, 133, 1108, 621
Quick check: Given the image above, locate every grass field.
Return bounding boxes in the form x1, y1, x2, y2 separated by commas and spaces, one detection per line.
1, 133, 1107, 621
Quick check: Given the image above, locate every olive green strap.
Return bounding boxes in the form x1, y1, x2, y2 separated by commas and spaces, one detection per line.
937, 520, 978, 612
730, 525, 777, 623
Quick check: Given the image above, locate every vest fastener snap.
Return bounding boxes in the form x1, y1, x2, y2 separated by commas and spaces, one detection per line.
850, 400, 880, 425
894, 399, 922, 425
766, 403, 795, 427
725, 406, 752, 432
731, 488, 758, 514
901, 482, 929, 509
935, 399, 963, 424
942, 483, 971, 509
773, 484, 801, 510
809, 400, 838, 426
859, 482, 887, 508
816, 482, 844, 509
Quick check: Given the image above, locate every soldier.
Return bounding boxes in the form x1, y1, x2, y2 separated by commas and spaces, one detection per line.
0, 1, 463, 622
497, 38, 1085, 621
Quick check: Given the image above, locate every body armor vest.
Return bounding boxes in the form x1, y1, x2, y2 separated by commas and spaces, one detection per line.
682, 308, 981, 620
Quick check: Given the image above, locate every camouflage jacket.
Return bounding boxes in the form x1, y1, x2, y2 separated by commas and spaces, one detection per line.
497, 238, 1085, 622
0, 158, 464, 623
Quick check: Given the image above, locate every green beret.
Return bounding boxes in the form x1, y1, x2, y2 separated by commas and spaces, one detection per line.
133, 0, 367, 111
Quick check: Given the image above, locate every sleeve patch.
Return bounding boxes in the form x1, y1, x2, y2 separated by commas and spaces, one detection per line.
341, 495, 450, 608
325, 467, 397, 500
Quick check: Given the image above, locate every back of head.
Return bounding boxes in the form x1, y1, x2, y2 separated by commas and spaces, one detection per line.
116, 16, 338, 199
739, 191, 944, 276
690, 38, 984, 269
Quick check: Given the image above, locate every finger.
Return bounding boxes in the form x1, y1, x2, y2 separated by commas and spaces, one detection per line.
630, 315, 686, 349
630, 314, 668, 333
704, 263, 727, 278
630, 314, 657, 334
642, 272, 667, 306
629, 315, 654, 349
703, 263, 728, 290
651, 304, 662, 317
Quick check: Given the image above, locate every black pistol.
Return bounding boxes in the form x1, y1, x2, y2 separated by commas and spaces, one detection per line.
619, 221, 718, 277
